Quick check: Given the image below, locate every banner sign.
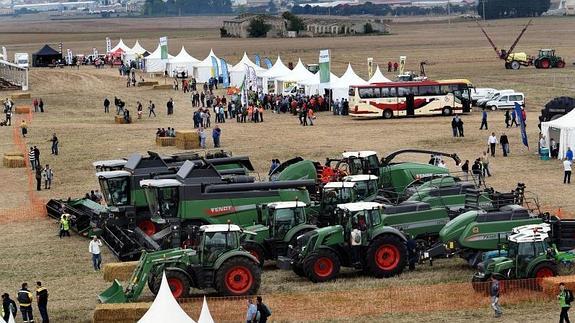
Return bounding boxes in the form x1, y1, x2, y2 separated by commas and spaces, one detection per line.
211, 56, 219, 77
159, 36, 168, 60
93, 48, 98, 58
399, 56, 406, 75
220, 58, 229, 88
105, 37, 111, 53
66, 49, 73, 65
254, 54, 261, 67
263, 57, 273, 69
367, 57, 374, 79
514, 102, 529, 149
319, 49, 330, 84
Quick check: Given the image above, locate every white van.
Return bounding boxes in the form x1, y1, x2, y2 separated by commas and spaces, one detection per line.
477, 89, 514, 108
470, 88, 496, 105
485, 92, 525, 110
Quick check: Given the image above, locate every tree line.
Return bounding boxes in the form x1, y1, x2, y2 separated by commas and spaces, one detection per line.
476, 0, 551, 19
143, 0, 232, 16
291, 2, 471, 16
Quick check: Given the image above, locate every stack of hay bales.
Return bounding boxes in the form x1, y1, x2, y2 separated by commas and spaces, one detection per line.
114, 116, 132, 124
10, 92, 31, 100
93, 303, 151, 323
137, 81, 159, 87
176, 130, 200, 150
156, 136, 176, 147
3, 152, 25, 168
15, 105, 31, 114
152, 84, 173, 90
102, 261, 139, 282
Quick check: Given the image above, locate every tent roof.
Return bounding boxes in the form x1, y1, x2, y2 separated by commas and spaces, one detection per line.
110, 39, 130, 52
230, 52, 265, 72
127, 40, 147, 55
298, 71, 339, 86
197, 296, 215, 323
146, 44, 174, 59
541, 108, 575, 129
170, 46, 199, 64
259, 56, 291, 78
276, 58, 315, 82
138, 272, 196, 323
330, 63, 368, 88
35, 44, 60, 56
195, 49, 220, 67
368, 66, 391, 83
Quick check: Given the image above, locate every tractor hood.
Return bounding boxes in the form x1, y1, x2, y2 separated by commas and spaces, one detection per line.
275, 160, 318, 182
439, 209, 479, 243
243, 224, 269, 235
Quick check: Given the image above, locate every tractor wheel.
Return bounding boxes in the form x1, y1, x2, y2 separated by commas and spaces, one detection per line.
510, 61, 521, 70
303, 249, 340, 283
164, 270, 191, 299
293, 263, 306, 277
366, 235, 407, 278
556, 60, 566, 68
382, 109, 393, 119
242, 242, 265, 268
539, 59, 551, 69
215, 257, 261, 296
442, 106, 452, 116
137, 219, 157, 236
531, 262, 558, 289
148, 272, 160, 295
504, 62, 511, 69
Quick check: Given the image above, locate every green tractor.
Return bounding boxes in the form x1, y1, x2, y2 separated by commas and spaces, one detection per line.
534, 49, 566, 69
99, 223, 261, 302
472, 223, 575, 290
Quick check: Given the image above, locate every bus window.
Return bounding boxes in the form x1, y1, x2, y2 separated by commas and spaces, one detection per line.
359, 88, 375, 99
381, 87, 396, 97
397, 87, 410, 96
349, 87, 356, 97
419, 85, 440, 96
439, 86, 450, 95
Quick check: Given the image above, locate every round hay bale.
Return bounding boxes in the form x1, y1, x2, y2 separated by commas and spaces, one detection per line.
102, 261, 138, 282
15, 105, 31, 114
93, 303, 150, 323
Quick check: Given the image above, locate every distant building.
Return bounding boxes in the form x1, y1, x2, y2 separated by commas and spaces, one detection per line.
222, 13, 286, 38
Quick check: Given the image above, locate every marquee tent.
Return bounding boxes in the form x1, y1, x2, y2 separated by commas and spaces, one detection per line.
276, 59, 314, 83
166, 46, 199, 77
123, 40, 148, 64
110, 39, 130, 53
258, 56, 292, 93
298, 71, 339, 95
541, 108, 575, 159
368, 66, 391, 83
143, 44, 174, 73
229, 52, 265, 87
138, 272, 196, 323
193, 49, 225, 83
330, 63, 368, 100
197, 296, 215, 323
32, 44, 62, 67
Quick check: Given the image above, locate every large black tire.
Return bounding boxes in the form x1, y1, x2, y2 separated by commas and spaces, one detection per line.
293, 263, 306, 277
161, 269, 191, 299
148, 272, 160, 295
510, 61, 521, 70
382, 109, 393, 119
303, 249, 341, 283
442, 106, 452, 116
366, 235, 407, 278
242, 242, 266, 267
531, 262, 558, 279
215, 257, 261, 296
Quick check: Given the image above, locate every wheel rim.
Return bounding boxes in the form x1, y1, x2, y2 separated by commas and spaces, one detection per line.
137, 220, 156, 236
167, 277, 185, 298
384, 111, 392, 118
313, 257, 334, 278
375, 244, 400, 270
225, 266, 253, 294
536, 267, 554, 278
541, 60, 550, 68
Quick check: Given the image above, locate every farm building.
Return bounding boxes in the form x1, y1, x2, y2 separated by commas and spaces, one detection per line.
222, 14, 287, 38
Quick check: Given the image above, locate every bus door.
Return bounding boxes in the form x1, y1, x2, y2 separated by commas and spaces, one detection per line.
406, 93, 415, 117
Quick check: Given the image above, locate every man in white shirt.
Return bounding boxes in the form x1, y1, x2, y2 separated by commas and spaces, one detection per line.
488, 132, 498, 157
564, 159, 572, 184
89, 236, 103, 271
350, 224, 362, 268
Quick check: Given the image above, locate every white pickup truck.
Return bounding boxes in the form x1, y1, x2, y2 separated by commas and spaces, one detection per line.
14, 53, 29, 68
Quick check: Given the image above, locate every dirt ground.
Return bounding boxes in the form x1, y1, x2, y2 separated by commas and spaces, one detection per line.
0, 15, 574, 322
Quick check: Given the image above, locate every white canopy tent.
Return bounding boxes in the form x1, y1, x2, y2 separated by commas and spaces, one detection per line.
138, 272, 196, 323
368, 66, 391, 83
166, 46, 199, 77
541, 109, 575, 159
258, 56, 292, 94
229, 52, 265, 87
330, 63, 368, 100
193, 49, 224, 83
298, 72, 340, 96
143, 44, 174, 73
123, 40, 148, 64
276, 59, 314, 83
197, 296, 215, 323
110, 39, 130, 53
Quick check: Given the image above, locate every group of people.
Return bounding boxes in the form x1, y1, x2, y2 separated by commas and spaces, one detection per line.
156, 127, 176, 137
32, 98, 45, 113
245, 296, 272, 323
2, 282, 49, 323
197, 125, 221, 149
387, 61, 400, 72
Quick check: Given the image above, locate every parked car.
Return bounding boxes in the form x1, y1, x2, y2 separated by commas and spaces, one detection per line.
470, 88, 496, 106
477, 89, 514, 108
485, 92, 525, 110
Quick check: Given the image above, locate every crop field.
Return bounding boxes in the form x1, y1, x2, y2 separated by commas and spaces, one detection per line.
0, 15, 574, 322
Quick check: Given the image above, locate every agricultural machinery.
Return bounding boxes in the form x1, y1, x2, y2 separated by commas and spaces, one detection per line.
472, 222, 575, 289
99, 224, 261, 302
538, 96, 575, 128
477, 20, 565, 70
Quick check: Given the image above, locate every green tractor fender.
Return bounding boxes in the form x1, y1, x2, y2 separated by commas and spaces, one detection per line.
285, 224, 318, 244
526, 258, 558, 278
491, 258, 515, 278
213, 250, 260, 269
163, 265, 196, 286
371, 226, 408, 242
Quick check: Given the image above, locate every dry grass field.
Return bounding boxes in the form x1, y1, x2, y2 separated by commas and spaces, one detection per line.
0, 15, 575, 322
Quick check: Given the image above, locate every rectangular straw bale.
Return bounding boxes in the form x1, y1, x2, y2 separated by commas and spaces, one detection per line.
102, 261, 138, 282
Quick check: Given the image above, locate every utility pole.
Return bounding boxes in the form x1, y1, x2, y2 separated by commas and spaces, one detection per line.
447, 0, 450, 25
482, 0, 487, 21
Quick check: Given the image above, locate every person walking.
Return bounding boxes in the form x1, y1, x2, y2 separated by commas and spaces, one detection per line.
59, 214, 70, 238
5, 108, 11, 126
39, 99, 44, 113
2, 293, 17, 323
511, 109, 518, 127
35, 282, 48, 323
167, 98, 174, 115
490, 276, 502, 318
393, 62, 398, 72
89, 236, 103, 271
199, 127, 206, 149
148, 100, 156, 117
558, 282, 573, 323
103, 98, 110, 113
480, 109, 488, 130
256, 296, 271, 323
35, 168, 42, 191
504, 110, 511, 128
482, 151, 491, 177
457, 117, 464, 137
564, 159, 572, 184
451, 116, 458, 137
42, 165, 53, 189
28, 147, 36, 171
567, 147, 574, 161
246, 298, 257, 323
488, 132, 497, 157
387, 61, 392, 72
500, 133, 509, 157
472, 158, 483, 185
33, 146, 40, 169
49, 133, 58, 155
212, 125, 221, 148
17, 283, 34, 323
21, 120, 28, 137
461, 160, 470, 181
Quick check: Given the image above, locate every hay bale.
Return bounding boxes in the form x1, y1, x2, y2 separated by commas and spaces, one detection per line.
541, 275, 575, 297
10, 92, 31, 100
15, 105, 31, 114
4, 151, 24, 157
114, 116, 132, 124
93, 303, 150, 323
102, 261, 138, 282
155, 137, 176, 147
152, 84, 173, 90
175, 131, 200, 150
3, 156, 26, 168
176, 130, 198, 140
137, 81, 159, 87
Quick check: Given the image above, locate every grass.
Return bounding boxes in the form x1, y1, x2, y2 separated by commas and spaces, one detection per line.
0, 15, 575, 322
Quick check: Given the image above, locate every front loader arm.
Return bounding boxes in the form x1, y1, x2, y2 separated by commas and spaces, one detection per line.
381, 149, 461, 167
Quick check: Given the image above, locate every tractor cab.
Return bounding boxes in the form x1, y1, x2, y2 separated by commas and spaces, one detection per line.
266, 201, 307, 240
340, 151, 380, 176
538, 49, 555, 58
336, 202, 384, 239
97, 170, 131, 207
140, 179, 181, 223
200, 224, 243, 265
343, 175, 379, 201
93, 159, 128, 172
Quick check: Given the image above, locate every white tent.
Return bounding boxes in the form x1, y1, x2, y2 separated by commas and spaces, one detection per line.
110, 39, 130, 53
229, 52, 265, 87
258, 56, 292, 94
166, 46, 199, 77
541, 109, 575, 159
197, 296, 215, 323
330, 63, 368, 100
123, 40, 148, 64
298, 72, 339, 95
193, 49, 223, 83
368, 66, 391, 83
143, 44, 174, 73
138, 272, 196, 323
276, 59, 314, 83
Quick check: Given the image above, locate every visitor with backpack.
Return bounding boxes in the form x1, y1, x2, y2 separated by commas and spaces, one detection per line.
17, 283, 34, 323
2, 293, 17, 322
559, 282, 573, 323
490, 276, 502, 318
256, 296, 271, 323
